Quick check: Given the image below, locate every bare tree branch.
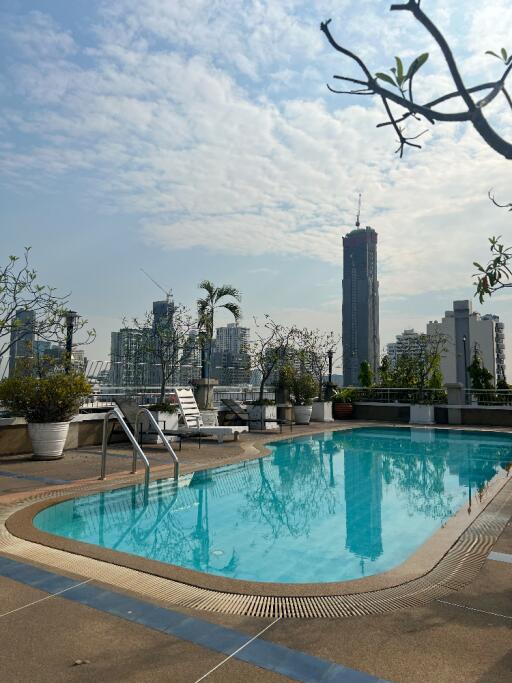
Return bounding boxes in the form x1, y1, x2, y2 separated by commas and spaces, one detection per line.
321, 2, 512, 159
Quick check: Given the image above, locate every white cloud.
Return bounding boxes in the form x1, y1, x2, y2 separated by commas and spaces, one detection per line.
1, 0, 511, 355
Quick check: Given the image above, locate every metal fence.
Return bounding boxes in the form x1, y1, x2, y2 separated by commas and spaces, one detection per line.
351, 387, 448, 404
80, 385, 276, 411
464, 389, 512, 407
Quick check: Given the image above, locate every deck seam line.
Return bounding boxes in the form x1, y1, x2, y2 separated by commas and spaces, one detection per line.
0, 578, 93, 619
436, 599, 512, 621
193, 616, 281, 682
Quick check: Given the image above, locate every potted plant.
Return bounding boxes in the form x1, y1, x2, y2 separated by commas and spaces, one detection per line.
143, 401, 179, 443
332, 387, 357, 419
275, 363, 294, 405
291, 372, 317, 424
0, 371, 91, 459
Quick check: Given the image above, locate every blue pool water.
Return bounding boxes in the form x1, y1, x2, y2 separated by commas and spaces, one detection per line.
34, 428, 512, 584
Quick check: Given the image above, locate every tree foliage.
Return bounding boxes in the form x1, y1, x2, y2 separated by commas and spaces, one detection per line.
197, 280, 241, 379
474, 192, 512, 302
251, 316, 298, 403
0, 248, 94, 365
130, 302, 196, 403
467, 351, 494, 391
295, 328, 339, 398
359, 360, 373, 387
378, 331, 448, 396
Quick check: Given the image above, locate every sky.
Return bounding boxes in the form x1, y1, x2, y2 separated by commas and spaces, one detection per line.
1, 0, 511, 373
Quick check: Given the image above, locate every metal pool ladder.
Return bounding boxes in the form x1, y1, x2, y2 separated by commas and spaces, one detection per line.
100, 406, 179, 493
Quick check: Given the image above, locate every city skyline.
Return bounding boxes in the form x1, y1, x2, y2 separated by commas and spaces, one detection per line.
1, 1, 511, 364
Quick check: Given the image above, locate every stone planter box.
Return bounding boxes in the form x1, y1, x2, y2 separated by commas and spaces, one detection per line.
247, 404, 277, 431
409, 404, 435, 425
311, 401, 334, 422
141, 410, 179, 443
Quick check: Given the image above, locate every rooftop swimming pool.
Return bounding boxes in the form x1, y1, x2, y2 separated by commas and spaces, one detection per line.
34, 427, 512, 584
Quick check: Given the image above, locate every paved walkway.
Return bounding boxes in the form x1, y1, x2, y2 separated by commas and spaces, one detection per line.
0, 426, 511, 682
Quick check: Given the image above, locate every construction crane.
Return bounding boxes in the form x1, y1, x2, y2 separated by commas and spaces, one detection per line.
140, 268, 173, 303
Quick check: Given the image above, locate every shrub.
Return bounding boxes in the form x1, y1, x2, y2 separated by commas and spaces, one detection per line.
292, 372, 317, 406
251, 398, 276, 406
332, 387, 358, 404
0, 372, 91, 422
147, 402, 178, 412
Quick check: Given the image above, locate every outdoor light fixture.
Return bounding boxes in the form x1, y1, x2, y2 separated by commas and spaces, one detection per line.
64, 310, 78, 373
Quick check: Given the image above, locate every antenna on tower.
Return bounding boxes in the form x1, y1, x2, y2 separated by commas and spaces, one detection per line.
355, 193, 362, 228
140, 268, 173, 303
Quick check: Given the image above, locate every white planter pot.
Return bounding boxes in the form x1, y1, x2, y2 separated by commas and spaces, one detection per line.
247, 404, 277, 431
311, 401, 334, 422
294, 405, 313, 425
409, 404, 435, 425
142, 411, 179, 443
28, 422, 70, 460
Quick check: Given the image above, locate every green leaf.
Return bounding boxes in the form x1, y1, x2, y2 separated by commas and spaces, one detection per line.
405, 53, 429, 80
395, 56, 404, 83
375, 72, 396, 87
485, 50, 500, 59
501, 48, 508, 61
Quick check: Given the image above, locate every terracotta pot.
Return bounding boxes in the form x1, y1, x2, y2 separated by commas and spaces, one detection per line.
332, 403, 353, 420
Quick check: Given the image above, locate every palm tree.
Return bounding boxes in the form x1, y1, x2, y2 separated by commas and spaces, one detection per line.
196, 280, 241, 381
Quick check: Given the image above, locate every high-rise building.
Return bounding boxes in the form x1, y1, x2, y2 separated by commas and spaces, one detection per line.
386, 329, 422, 367
342, 226, 380, 386
8, 309, 36, 376
211, 323, 251, 385
178, 329, 201, 385
481, 314, 506, 383
426, 300, 504, 388
215, 323, 250, 355
110, 328, 151, 386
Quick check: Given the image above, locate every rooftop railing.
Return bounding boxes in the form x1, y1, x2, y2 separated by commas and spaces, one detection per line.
351, 387, 447, 404
464, 389, 512, 407
80, 385, 276, 411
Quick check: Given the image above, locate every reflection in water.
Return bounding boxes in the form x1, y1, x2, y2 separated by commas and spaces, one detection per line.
344, 450, 383, 570
35, 428, 512, 583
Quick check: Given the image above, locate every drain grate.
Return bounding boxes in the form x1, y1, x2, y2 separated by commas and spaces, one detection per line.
0, 479, 511, 619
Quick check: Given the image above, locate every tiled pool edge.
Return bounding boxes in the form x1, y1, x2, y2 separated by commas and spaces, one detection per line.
1, 476, 511, 619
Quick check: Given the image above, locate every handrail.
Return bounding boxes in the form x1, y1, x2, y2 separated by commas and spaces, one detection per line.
134, 408, 179, 481
100, 407, 150, 493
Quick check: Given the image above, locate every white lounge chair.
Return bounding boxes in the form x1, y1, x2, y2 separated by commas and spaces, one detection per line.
172, 387, 248, 443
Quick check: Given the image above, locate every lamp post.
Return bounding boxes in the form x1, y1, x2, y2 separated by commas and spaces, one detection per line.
462, 334, 469, 403
327, 349, 334, 384
65, 310, 78, 373
325, 349, 335, 400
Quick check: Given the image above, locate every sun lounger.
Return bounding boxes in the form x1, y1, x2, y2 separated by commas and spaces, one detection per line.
172, 387, 248, 443
112, 396, 206, 448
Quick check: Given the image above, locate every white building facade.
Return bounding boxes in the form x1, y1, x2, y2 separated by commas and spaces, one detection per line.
426, 300, 504, 388
386, 329, 422, 367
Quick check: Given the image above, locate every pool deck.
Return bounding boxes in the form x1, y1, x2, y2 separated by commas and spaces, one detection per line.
1, 421, 511, 682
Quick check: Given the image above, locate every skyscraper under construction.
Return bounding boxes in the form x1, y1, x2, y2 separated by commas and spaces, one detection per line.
342, 222, 380, 386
